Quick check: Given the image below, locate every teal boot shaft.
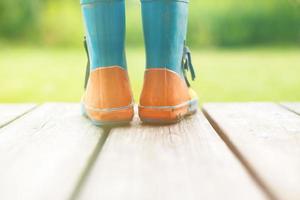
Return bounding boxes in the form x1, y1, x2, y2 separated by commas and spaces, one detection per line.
141, 0, 189, 76
81, 0, 126, 70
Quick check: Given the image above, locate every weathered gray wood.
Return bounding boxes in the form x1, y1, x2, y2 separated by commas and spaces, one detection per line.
77, 113, 267, 200
0, 104, 36, 128
203, 103, 300, 200
280, 103, 300, 115
0, 103, 107, 200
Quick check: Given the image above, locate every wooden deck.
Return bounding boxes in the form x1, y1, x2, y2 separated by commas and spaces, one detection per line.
0, 103, 299, 200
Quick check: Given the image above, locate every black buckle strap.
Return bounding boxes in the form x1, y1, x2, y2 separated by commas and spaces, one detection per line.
182, 43, 196, 87
84, 36, 90, 89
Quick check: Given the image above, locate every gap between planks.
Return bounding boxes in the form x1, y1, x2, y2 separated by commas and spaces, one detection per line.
279, 103, 300, 116
0, 103, 109, 200
68, 127, 110, 200
202, 107, 277, 200
203, 103, 300, 200
0, 104, 39, 129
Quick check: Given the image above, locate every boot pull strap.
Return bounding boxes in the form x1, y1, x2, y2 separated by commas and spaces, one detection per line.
83, 36, 90, 89
182, 42, 196, 87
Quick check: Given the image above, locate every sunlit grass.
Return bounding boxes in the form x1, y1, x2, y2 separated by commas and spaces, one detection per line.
0, 46, 299, 103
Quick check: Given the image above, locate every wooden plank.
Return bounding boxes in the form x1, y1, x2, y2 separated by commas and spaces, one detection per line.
203, 103, 300, 200
0, 104, 36, 128
76, 113, 267, 200
280, 103, 300, 115
0, 103, 107, 200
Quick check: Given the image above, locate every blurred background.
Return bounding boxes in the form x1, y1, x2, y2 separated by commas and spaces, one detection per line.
0, 0, 299, 103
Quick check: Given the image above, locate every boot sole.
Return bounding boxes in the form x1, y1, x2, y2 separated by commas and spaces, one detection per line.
139, 99, 198, 124
81, 103, 134, 127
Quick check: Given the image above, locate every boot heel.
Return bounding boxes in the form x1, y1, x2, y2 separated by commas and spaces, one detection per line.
139, 99, 198, 124
82, 103, 134, 126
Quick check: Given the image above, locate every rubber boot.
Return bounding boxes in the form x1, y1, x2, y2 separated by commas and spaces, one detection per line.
80, 0, 134, 126
139, 0, 198, 124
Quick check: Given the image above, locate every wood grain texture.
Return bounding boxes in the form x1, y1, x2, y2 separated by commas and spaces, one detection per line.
0, 103, 106, 200
203, 103, 300, 200
0, 104, 36, 128
280, 103, 300, 115
76, 113, 267, 200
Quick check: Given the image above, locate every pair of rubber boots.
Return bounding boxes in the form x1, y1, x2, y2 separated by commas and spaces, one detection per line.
81, 0, 198, 126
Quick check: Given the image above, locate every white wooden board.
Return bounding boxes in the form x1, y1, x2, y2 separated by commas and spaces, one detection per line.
76, 113, 267, 200
0, 103, 107, 200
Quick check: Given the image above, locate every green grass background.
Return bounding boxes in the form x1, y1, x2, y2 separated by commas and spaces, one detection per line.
0, 0, 299, 102
1, 0, 299, 47
1, 46, 299, 103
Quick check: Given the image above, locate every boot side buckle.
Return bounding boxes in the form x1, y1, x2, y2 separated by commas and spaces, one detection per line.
182, 43, 196, 87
